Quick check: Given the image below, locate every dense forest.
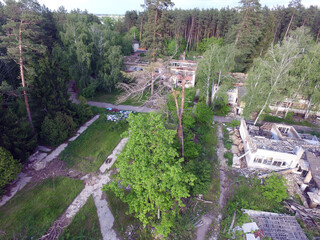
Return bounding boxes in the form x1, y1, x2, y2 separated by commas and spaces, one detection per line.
0, 0, 320, 238
124, 0, 320, 70
0, 0, 319, 188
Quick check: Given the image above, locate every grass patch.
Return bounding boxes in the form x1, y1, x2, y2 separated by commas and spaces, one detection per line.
202, 125, 220, 202
261, 114, 314, 127
88, 89, 148, 106
224, 152, 233, 166
0, 177, 83, 240
60, 117, 128, 173
59, 196, 101, 240
220, 174, 287, 239
105, 189, 152, 239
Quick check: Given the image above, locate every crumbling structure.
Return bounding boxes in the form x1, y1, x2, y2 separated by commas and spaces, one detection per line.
243, 209, 309, 240
238, 120, 320, 208
169, 60, 197, 88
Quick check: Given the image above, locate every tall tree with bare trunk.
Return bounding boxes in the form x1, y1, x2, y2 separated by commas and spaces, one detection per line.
1, 0, 46, 132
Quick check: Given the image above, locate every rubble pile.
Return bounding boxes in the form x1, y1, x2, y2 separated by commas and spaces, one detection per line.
104, 108, 134, 122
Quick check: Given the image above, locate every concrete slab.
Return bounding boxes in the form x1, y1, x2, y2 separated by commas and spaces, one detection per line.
99, 138, 128, 173
242, 222, 259, 233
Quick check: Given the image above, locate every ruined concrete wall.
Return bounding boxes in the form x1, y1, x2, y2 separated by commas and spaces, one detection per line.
269, 105, 320, 117
239, 120, 255, 166
247, 148, 301, 170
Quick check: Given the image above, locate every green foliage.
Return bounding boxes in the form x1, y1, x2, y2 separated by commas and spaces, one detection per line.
0, 177, 83, 240
225, 142, 232, 150
261, 174, 289, 203
213, 92, 231, 116
182, 111, 196, 130
0, 101, 37, 162
0, 147, 21, 191
185, 158, 212, 195
184, 130, 200, 159
224, 152, 233, 161
230, 119, 240, 128
197, 37, 223, 53
194, 102, 213, 124
40, 112, 76, 146
261, 114, 314, 127
59, 11, 124, 94
104, 113, 195, 237
220, 175, 286, 238
166, 38, 187, 57
71, 101, 93, 125
59, 196, 102, 240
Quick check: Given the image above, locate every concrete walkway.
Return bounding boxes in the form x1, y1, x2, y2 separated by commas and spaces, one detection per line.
0, 115, 100, 208
41, 138, 129, 240
87, 101, 155, 113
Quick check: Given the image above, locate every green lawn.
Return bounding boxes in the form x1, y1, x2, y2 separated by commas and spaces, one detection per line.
59, 196, 102, 240
60, 117, 128, 173
0, 177, 83, 240
88, 90, 147, 106
105, 189, 152, 239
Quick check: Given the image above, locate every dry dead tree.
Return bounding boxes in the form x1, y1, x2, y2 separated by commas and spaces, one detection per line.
116, 54, 187, 157
39, 217, 67, 240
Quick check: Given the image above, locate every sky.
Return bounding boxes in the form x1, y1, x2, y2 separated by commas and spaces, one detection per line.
3, 0, 320, 14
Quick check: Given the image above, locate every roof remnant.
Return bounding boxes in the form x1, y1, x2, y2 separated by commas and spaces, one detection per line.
306, 150, 320, 189
244, 209, 308, 240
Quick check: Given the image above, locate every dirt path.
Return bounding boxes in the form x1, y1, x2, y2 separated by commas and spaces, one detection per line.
195, 124, 230, 240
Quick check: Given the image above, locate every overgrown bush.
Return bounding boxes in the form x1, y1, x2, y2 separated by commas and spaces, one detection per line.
71, 97, 93, 125
194, 102, 213, 124
224, 152, 233, 161
40, 112, 77, 146
183, 111, 196, 129
220, 176, 287, 239
185, 158, 212, 195
213, 94, 230, 116
262, 174, 289, 203
225, 142, 232, 150
0, 147, 22, 191
230, 119, 240, 128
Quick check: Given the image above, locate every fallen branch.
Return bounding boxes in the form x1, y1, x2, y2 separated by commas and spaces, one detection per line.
228, 210, 237, 234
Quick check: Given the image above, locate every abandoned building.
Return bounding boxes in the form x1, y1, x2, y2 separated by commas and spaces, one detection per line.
242, 209, 309, 240
239, 120, 320, 170
269, 97, 320, 118
169, 59, 197, 88
238, 120, 320, 208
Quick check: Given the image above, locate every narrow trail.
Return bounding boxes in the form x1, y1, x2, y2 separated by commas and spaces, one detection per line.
40, 138, 128, 240
195, 124, 230, 240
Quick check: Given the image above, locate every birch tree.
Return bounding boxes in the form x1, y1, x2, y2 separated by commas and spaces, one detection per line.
244, 33, 303, 125
197, 43, 236, 107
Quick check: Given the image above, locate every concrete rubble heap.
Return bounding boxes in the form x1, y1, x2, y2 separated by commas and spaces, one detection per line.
242, 210, 309, 240
236, 120, 320, 208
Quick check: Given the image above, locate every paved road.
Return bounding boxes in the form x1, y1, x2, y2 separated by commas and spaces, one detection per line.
68, 87, 155, 113
87, 101, 155, 113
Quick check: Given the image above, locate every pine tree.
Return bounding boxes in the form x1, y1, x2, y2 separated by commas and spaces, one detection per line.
142, 0, 174, 61
1, 0, 46, 132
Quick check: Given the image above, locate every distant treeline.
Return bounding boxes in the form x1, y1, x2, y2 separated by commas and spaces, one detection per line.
121, 1, 319, 70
